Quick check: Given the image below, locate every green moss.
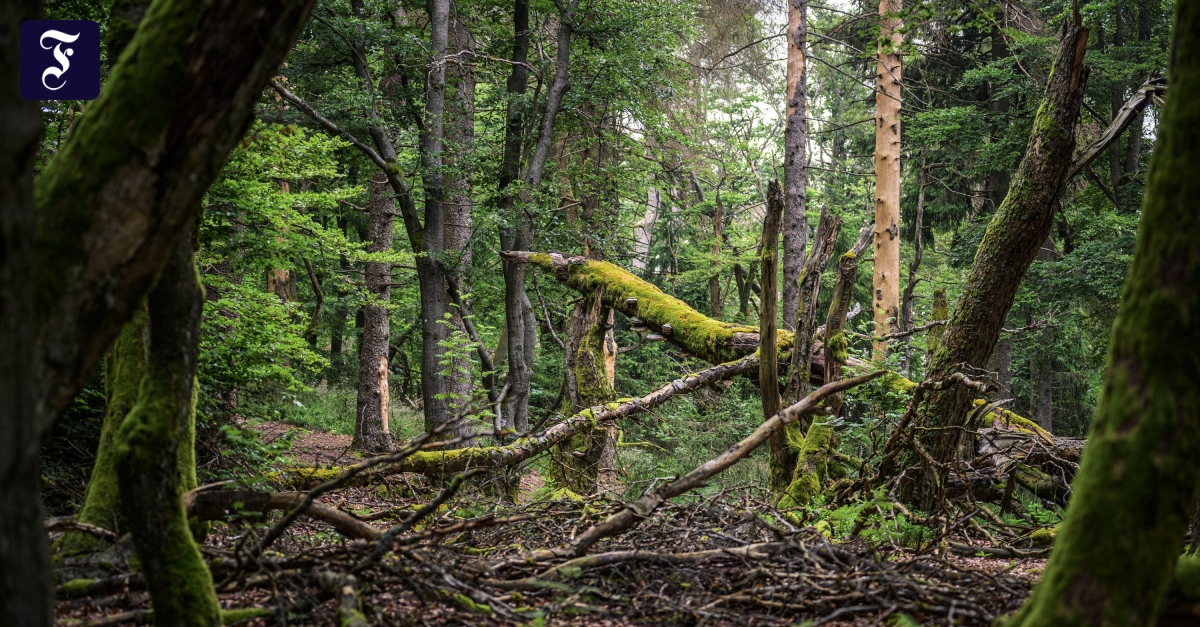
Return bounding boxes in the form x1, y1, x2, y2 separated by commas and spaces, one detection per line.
826, 330, 849, 363
538, 487, 583, 502
531, 257, 790, 363
59, 306, 147, 557
34, 0, 212, 323
59, 579, 95, 597
1029, 527, 1057, 546
777, 417, 839, 508
1172, 556, 1200, 600
451, 593, 494, 615
222, 608, 272, 625
974, 399, 1053, 440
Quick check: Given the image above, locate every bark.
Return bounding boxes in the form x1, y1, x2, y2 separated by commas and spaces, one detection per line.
927, 288, 948, 359
896, 19, 1089, 509
898, 156, 926, 374
784, 207, 842, 403
872, 0, 903, 359
417, 0, 455, 436
354, 173, 395, 453
444, 7, 476, 419
10, 1, 314, 623
781, 0, 810, 333
989, 335, 1013, 398
1109, 9, 1127, 192
1006, 4, 1200, 622
760, 182, 786, 491
0, 2, 46, 624
496, 0, 534, 432
631, 188, 660, 274
823, 226, 874, 419
559, 289, 618, 492
59, 304, 147, 555
115, 219, 221, 627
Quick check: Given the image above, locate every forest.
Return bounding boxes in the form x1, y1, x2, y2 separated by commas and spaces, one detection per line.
1, 0, 1198, 624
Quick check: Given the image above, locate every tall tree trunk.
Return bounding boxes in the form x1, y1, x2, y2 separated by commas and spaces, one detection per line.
560, 114, 620, 493
1122, 2, 1152, 184
498, 0, 577, 432
115, 219, 221, 627
1030, 237, 1056, 434
898, 155, 927, 375
761, 183, 787, 492
58, 303, 147, 555
1006, 4, 1200, 622
989, 335, 1013, 398
444, 6, 476, 420
1109, 9, 1127, 194
1031, 349, 1054, 434
823, 226, 874, 420
496, 0, 534, 433
872, 0, 903, 359
417, 0, 454, 437
11, 0, 316, 622
0, 1, 47, 623
781, 0, 809, 332
354, 173, 394, 452
895, 20, 1089, 509
632, 187, 659, 274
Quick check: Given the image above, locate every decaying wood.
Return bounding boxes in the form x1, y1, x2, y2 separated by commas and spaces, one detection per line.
275, 355, 760, 486
1067, 76, 1167, 181
487, 370, 886, 573
183, 489, 384, 541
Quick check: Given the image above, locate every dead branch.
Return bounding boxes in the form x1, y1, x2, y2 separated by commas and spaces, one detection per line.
45, 517, 121, 542
1068, 76, 1167, 180
278, 354, 760, 482
485, 370, 886, 574
183, 489, 385, 541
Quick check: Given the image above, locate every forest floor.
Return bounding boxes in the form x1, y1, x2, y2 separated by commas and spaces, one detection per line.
51, 422, 1049, 627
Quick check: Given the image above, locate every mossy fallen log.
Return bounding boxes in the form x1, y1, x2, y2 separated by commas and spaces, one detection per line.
270, 355, 760, 488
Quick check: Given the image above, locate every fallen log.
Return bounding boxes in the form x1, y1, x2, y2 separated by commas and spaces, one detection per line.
271, 354, 760, 488
486, 370, 886, 573
183, 488, 385, 541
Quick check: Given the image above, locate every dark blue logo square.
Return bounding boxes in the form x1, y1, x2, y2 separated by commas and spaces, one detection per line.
20, 20, 101, 101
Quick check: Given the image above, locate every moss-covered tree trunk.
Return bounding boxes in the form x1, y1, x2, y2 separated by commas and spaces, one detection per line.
896, 19, 1089, 509
60, 304, 147, 554
1005, 3, 1200, 623
7, 0, 314, 622
557, 286, 619, 493
0, 2, 48, 625
116, 220, 221, 627
784, 207, 842, 403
